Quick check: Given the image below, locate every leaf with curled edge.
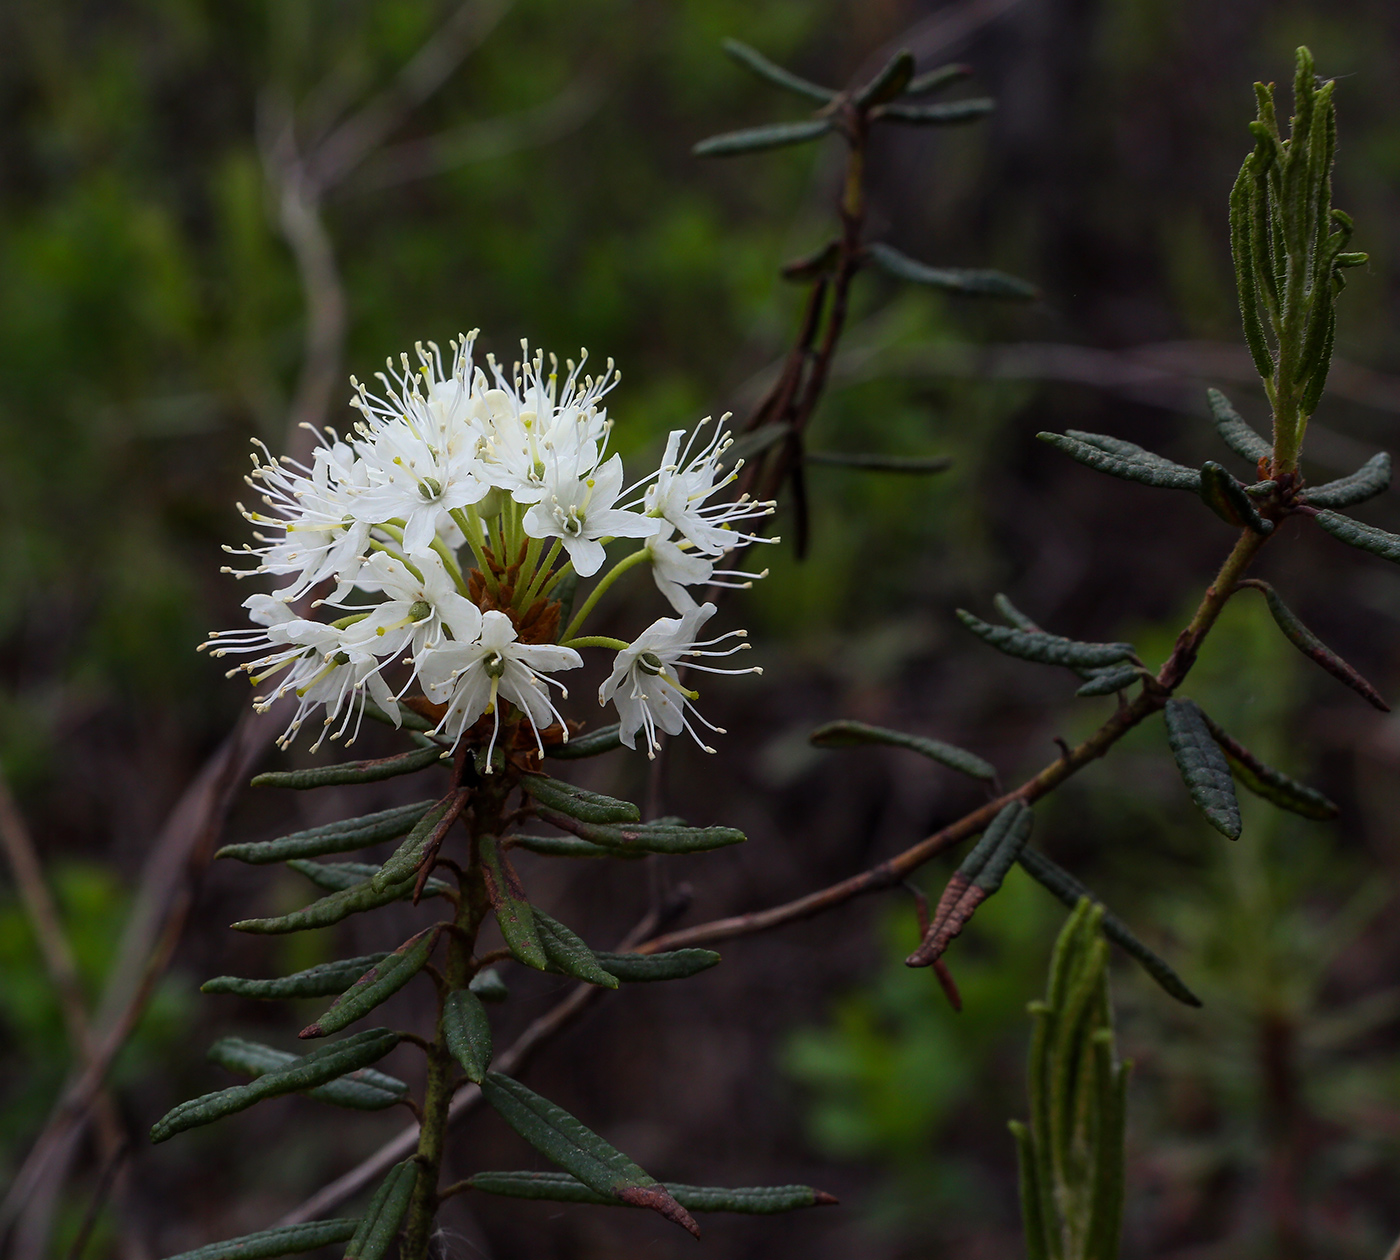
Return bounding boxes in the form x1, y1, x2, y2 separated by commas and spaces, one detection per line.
905, 63, 972, 95
1163, 700, 1241, 839
205, 1036, 408, 1110
692, 118, 832, 157
809, 719, 995, 781
479, 835, 547, 970
481, 1073, 701, 1237
216, 800, 434, 865
1194, 708, 1341, 820
1207, 387, 1272, 463
873, 98, 994, 124
519, 774, 640, 824
202, 954, 390, 1001
1016, 848, 1201, 1006
957, 609, 1138, 670
1315, 509, 1400, 563
531, 907, 619, 989
542, 723, 622, 760
444, 988, 493, 1083
532, 808, 746, 854
854, 49, 915, 108
231, 875, 413, 935
466, 1170, 837, 1213
866, 242, 1038, 298
344, 1160, 417, 1260
1304, 451, 1392, 509
285, 859, 452, 899
250, 744, 445, 790
1246, 579, 1389, 710
906, 801, 1033, 967
299, 928, 438, 1039
720, 38, 836, 102
1199, 461, 1273, 533
159, 1219, 360, 1260
1037, 431, 1200, 491
592, 949, 721, 983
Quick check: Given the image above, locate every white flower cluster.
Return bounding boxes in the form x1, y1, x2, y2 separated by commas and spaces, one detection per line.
204, 334, 773, 764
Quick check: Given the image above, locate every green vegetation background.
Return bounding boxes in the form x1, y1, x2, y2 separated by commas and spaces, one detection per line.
3, 1, 1400, 1257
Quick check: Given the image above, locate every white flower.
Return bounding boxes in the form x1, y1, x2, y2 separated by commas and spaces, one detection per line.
418, 610, 582, 767
598, 602, 759, 757
348, 336, 492, 550
639, 417, 777, 555
645, 527, 771, 613
522, 452, 657, 577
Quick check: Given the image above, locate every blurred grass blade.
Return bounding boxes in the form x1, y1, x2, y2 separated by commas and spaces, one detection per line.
232, 874, 415, 934
866, 242, 1037, 298
1207, 387, 1272, 463
480, 835, 547, 969
1016, 847, 1202, 1005
692, 118, 831, 157
957, 609, 1137, 670
250, 744, 444, 790
907, 801, 1033, 966
1304, 451, 1392, 508
532, 906, 620, 988
1248, 579, 1389, 710
160, 1219, 359, 1260
854, 50, 915, 108
300, 928, 438, 1039
809, 718, 995, 781
721, 38, 835, 102
1199, 460, 1273, 532
873, 99, 994, 125
467, 1170, 836, 1212
1163, 699, 1242, 839
206, 1036, 408, 1110
1195, 708, 1341, 820
151, 1029, 400, 1141
532, 807, 746, 853
543, 723, 622, 760
202, 954, 390, 1001
1315, 509, 1400, 563
481, 1073, 700, 1237
217, 801, 434, 864
520, 774, 640, 824
1038, 431, 1201, 491
444, 988, 493, 1083
344, 1160, 417, 1260
593, 949, 721, 982
804, 450, 953, 473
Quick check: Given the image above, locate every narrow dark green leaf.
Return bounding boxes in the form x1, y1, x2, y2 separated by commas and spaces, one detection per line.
866, 242, 1038, 298
1016, 848, 1202, 1006
1249, 580, 1389, 710
1199, 461, 1274, 533
372, 794, 460, 891
520, 774, 640, 824
593, 949, 721, 982
1193, 708, 1340, 820
344, 1161, 417, 1260
1065, 430, 1196, 476
1163, 699, 1242, 839
805, 451, 953, 473
444, 989, 493, 1083
362, 700, 433, 733
808, 718, 995, 780
1304, 452, 1392, 508
217, 801, 435, 865
151, 1029, 401, 1141
206, 1036, 408, 1110
1315, 509, 1400, 563
480, 1073, 699, 1237
532, 907, 619, 988
957, 609, 1138, 670
692, 118, 832, 157
508, 833, 627, 859
470, 968, 508, 1002
873, 98, 994, 125
479, 835, 547, 969
905, 63, 971, 95
1206, 388, 1272, 463
160, 1219, 359, 1260
532, 808, 746, 854
855, 49, 915, 108
466, 1170, 836, 1212
285, 860, 452, 899
1075, 666, 1142, 697
202, 954, 390, 1001
300, 929, 437, 1039
250, 744, 445, 790
1008, 1121, 1051, 1260
231, 875, 413, 935
1037, 431, 1201, 491
720, 38, 835, 102
543, 723, 623, 760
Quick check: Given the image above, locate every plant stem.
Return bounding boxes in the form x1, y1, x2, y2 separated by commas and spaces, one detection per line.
561, 548, 649, 641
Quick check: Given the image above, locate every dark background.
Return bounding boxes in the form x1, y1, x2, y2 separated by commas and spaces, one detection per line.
4, 1, 1400, 1257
